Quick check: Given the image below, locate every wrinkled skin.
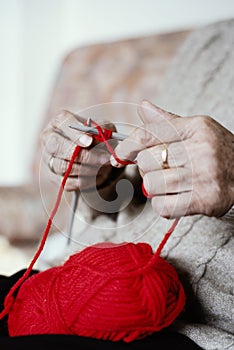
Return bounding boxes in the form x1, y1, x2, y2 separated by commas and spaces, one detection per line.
112, 100, 234, 218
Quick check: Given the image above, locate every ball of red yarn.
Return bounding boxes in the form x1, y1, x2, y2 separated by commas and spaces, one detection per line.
8, 242, 185, 342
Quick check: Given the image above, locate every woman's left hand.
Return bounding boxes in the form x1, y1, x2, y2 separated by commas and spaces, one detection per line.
111, 100, 234, 218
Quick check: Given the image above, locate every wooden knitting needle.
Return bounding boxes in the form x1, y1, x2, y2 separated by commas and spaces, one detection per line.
67, 118, 92, 245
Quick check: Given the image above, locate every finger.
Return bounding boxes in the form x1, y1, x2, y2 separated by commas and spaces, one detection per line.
64, 167, 113, 192
151, 192, 193, 218
138, 100, 179, 124
51, 110, 93, 146
112, 117, 189, 166
44, 131, 79, 160
143, 168, 192, 196
137, 142, 189, 172
44, 131, 110, 163
43, 153, 85, 177
50, 173, 80, 192
44, 168, 79, 192
43, 148, 110, 177
46, 166, 112, 192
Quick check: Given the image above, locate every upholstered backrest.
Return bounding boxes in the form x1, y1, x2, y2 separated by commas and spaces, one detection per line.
41, 30, 188, 127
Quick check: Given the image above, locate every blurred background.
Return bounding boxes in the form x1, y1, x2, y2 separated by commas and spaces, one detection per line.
1, 0, 234, 185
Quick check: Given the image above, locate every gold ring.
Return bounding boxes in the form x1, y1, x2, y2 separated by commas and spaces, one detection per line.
48, 156, 56, 174
161, 146, 169, 169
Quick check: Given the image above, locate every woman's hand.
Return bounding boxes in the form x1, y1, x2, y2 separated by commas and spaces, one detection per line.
111, 100, 234, 218
41, 110, 116, 192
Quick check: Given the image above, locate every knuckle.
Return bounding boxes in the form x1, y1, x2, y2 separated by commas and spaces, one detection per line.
200, 115, 213, 125
46, 134, 59, 155
194, 116, 218, 142
194, 115, 212, 127
40, 126, 52, 146
131, 127, 146, 146
202, 115, 213, 124
58, 159, 67, 175
134, 127, 155, 147
51, 110, 73, 128
51, 112, 65, 128
190, 115, 213, 139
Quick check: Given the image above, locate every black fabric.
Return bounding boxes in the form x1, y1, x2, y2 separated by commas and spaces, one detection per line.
0, 269, 202, 349
0, 269, 38, 336
0, 333, 203, 349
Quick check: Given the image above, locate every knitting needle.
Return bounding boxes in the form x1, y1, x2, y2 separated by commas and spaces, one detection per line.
67, 188, 79, 245
69, 124, 128, 141
67, 118, 92, 245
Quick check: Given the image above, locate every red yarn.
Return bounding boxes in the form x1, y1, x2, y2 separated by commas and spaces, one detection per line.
8, 242, 185, 342
92, 122, 135, 166
0, 120, 185, 342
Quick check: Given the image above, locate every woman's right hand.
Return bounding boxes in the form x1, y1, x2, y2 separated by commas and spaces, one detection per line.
40, 110, 114, 192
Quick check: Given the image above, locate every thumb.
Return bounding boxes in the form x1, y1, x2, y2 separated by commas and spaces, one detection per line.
138, 100, 179, 124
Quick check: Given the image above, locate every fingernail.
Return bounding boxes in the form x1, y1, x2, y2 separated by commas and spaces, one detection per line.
79, 134, 92, 147
110, 155, 122, 167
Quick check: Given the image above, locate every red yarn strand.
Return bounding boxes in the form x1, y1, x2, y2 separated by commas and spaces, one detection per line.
141, 184, 180, 258
155, 218, 180, 257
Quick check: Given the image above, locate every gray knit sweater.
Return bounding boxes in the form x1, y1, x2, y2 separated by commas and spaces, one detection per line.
153, 18, 234, 349
38, 19, 234, 350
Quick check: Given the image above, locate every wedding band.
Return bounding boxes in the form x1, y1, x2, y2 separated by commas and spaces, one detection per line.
48, 156, 56, 174
161, 146, 169, 169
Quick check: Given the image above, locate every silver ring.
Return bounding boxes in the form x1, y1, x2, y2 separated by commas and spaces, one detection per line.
48, 156, 56, 174
161, 146, 169, 169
